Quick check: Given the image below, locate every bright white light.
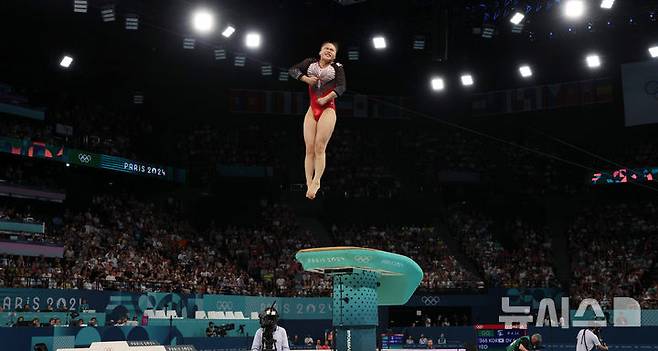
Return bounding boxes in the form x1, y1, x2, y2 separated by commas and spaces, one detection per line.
461, 74, 474, 86
192, 10, 214, 33
600, 0, 614, 9
519, 65, 533, 78
222, 25, 235, 38
510, 12, 525, 25
60, 55, 73, 68
245, 32, 261, 48
586, 54, 601, 68
431, 77, 445, 91
649, 46, 658, 58
372, 36, 387, 49
564, 0, 585, 19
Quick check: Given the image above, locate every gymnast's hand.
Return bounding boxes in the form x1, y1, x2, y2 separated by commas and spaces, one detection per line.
301, 76, 319, 86
317, 96, 332, 106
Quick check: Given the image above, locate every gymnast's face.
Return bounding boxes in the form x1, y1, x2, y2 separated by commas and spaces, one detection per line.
319, 43, 337, 62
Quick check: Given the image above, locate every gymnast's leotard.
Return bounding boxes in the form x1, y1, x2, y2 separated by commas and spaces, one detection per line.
289, 58, 346, 121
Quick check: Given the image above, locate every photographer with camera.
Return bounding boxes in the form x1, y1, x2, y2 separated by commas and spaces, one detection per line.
251, 305, 290, 351
206, 322, 216, 337
576, 326, 608, 351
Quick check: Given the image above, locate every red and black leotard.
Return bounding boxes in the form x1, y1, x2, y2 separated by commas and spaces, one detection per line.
289, 58, 346, 121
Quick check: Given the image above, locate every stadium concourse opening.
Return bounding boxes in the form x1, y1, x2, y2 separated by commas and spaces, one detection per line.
1, 0, 658, 350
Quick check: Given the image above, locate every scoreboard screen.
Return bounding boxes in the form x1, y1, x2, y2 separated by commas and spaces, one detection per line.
475, 324, 527, 351
381, 333, 405, 348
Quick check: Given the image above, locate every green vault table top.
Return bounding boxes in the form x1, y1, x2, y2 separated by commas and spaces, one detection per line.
295, 246, 424, 306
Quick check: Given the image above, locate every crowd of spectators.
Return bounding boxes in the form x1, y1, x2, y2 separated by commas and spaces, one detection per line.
1, 193, 658, 310
447, 204, 559, 289
331, 224, 483, 290
209, 201, 331, 297
568, 202, 658, 308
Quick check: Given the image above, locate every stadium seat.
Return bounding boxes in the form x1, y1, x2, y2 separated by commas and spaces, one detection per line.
225, 311, 236, 319
207, 311, 221, 319
144, 309, 156, 318
165, 310, 178, 318
154, 310, 166, 319
250, 312, 259, 319
234, 311, 247, 319
217, 311, 227, 319
195, 311, 207, 319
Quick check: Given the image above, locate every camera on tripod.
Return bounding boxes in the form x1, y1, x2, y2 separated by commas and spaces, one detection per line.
207, 322, 235, 337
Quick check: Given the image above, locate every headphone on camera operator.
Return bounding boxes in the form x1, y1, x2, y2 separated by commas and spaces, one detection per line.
250, 302, 290, 351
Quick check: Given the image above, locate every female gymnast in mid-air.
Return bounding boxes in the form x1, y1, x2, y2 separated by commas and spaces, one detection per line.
289, 41, 346, 200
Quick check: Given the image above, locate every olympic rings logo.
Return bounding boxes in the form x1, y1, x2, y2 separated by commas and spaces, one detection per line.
354, 256, 371, 263
216, 301, 234, 310
421, 296, 441, 305
78, 153, 92, 163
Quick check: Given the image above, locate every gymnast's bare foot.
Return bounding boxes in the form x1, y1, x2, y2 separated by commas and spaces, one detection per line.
307, 180, 321, 200
306, 182, 313, 199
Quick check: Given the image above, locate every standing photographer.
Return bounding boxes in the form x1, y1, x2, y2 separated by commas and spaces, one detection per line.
251, 306, 290, 351
576, 327, 608, 351
206, 322, 216, 337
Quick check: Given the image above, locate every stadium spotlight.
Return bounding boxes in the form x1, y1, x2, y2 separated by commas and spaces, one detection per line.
183, 38, 196, 50
600, 0, 614, 9
461, 74, 474, 87
564, 0, 585, 19
214, 48, 227, 60
413, 36, 426, 50
222, 25, 236, 38
519, 65, 533, 78
125, 14, 139, 30
348, 49, 360, 60
261, 64, 273, 76
73, 0, 87, 13
278, 71, 289, 81
431, 77, 445, 91
234, 54, 246, 67
59, 55, 73, 68
372, 36, 387, 49
649, 46, 658, 58
101, 4, 115, 22
586, 54, 601, 68
510, 12, 525, 25
192, 9, 215, 34
245, 32, 261, 48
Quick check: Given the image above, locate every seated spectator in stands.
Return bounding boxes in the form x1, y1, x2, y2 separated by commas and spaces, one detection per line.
291, 335, 300, 346
320, 340, 331, 350
79, 298, 89, 312
88, 317, 98, 327
315, 340, 323, 349
32, 318, 41, 327
406, 335, 415, 344
43, 302, 54, 312
305, 335, 314, 346
14, 316, 25, 327
56, 304, 68, 312
48, 318, 56, 327
419, 335, 428, 345
21, 303, 31, 312
427, 339, 434, 349
438, 333, 447, 345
